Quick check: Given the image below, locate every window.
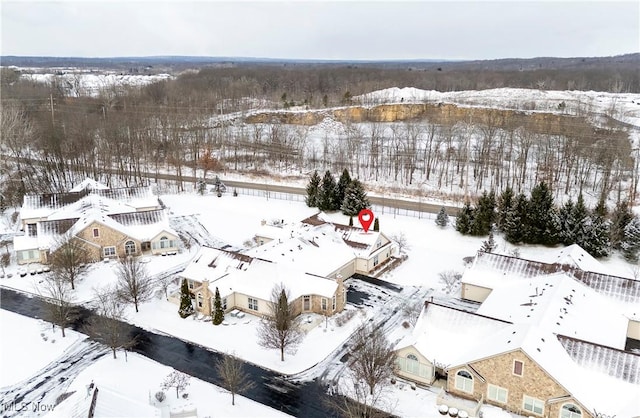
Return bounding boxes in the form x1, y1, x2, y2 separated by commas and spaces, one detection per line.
248, 297, 258, 311
560, 404, 582, 418
222, 297, 227, 311
487, 384, 508, 403
321, 298, 327, 311
523, 395, 544, 416
19, 249, 39, 261
103, 246, 116, 257
455, 370, 473, 393
376, 240, 381, 249
332, 295, 336, 310
125, 240, 136, 255
197, 293, 203, 308
27, 223, 37, 237
159, 236, 169, 249
406, 354, 420, 375
188, 280, 194, 289
373, 255, 379, 267
93, 228, 99, 238
303, 295, 311, 311
513, 360, 524, 376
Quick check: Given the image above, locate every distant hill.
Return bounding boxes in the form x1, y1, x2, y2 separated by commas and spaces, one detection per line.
1, 53, 638, 72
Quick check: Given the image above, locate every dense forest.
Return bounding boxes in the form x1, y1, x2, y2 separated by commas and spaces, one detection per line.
1, 54, 639, 209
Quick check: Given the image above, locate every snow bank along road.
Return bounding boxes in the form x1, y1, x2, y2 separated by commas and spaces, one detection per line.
0, 287, 395, 418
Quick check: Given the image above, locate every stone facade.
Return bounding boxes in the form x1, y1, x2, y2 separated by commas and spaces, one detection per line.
447, 349, 592, 418
75, 221, 140, 260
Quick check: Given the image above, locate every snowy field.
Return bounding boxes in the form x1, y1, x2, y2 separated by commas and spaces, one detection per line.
0, 310, 83, 387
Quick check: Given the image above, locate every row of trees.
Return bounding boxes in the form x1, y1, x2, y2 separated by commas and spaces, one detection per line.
456, 183, 640, 261
306, 169, 371, 216
2, 67, 637, 211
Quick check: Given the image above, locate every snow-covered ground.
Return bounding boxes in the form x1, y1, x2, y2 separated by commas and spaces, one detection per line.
51, 353, 290, 418
356, 87, 640, 128
0, 309, 290, 417
1, 190, 637, 417
18, 71, 173, 97
0, 310, 83, 387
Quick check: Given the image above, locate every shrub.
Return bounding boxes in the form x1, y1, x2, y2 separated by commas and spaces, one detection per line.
155, 391, 166, 403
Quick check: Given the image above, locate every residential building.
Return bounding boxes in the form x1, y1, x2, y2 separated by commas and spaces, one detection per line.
395, 250, 640, 418
14, 179, 179, 264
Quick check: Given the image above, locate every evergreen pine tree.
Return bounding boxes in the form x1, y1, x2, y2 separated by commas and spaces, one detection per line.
435, 206, 450, 228
610, 200, 633, 250
557, 199, 576, 245
340, 179, 370, 216
481, 230, 497, 253
212, 287, 224, 325
496, 187, 514, 231
582, 215, 611, 258
572, 193, 590, 247
178, 279, 194, 318
593, 198, 608, 218
455, 201, 474, 235
318, 170, 338, 211
470, 190, 496, 236
305, 171, 321, 208
527, 182, 557, 245
336, 169, 352, 210
621, 217, 640, 262
373, 217, 379, 232
504, 193, 528, 244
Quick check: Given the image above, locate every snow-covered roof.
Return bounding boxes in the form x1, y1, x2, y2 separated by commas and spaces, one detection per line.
69, 178, 109, 193
181, 247, 338, 301
545, 244, 608, 275
246, 222, 355, 278
301, 212, 390, 258
92, 385, 160, 417
20, 186, 159, 221
395, 302, 511, 368
475, 273, 628, 350
467, 251, 640, 309
558, 335, 640, 385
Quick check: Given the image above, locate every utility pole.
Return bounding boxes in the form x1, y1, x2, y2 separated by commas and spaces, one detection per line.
49, 94, 55, 124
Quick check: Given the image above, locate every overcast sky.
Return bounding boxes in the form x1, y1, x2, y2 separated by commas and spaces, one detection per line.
1, 1, 638, 60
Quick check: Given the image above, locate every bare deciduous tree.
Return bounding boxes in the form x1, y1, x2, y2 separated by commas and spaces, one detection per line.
215, 353, 255, 405
402, 300, 423, 326
257, 283, 302, 361
326, 373, 393, 418
41, 272, 77, 337
162, 370, 191, 399
86, 286, 136, 359
50, 232, 90, 290
348, 324, 396, 396
115, 256, 153, 313
439, 270, 462, 295
389, 232, 410, 255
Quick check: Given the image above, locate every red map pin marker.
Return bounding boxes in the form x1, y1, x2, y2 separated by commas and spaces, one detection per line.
358, 209, 374, 233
